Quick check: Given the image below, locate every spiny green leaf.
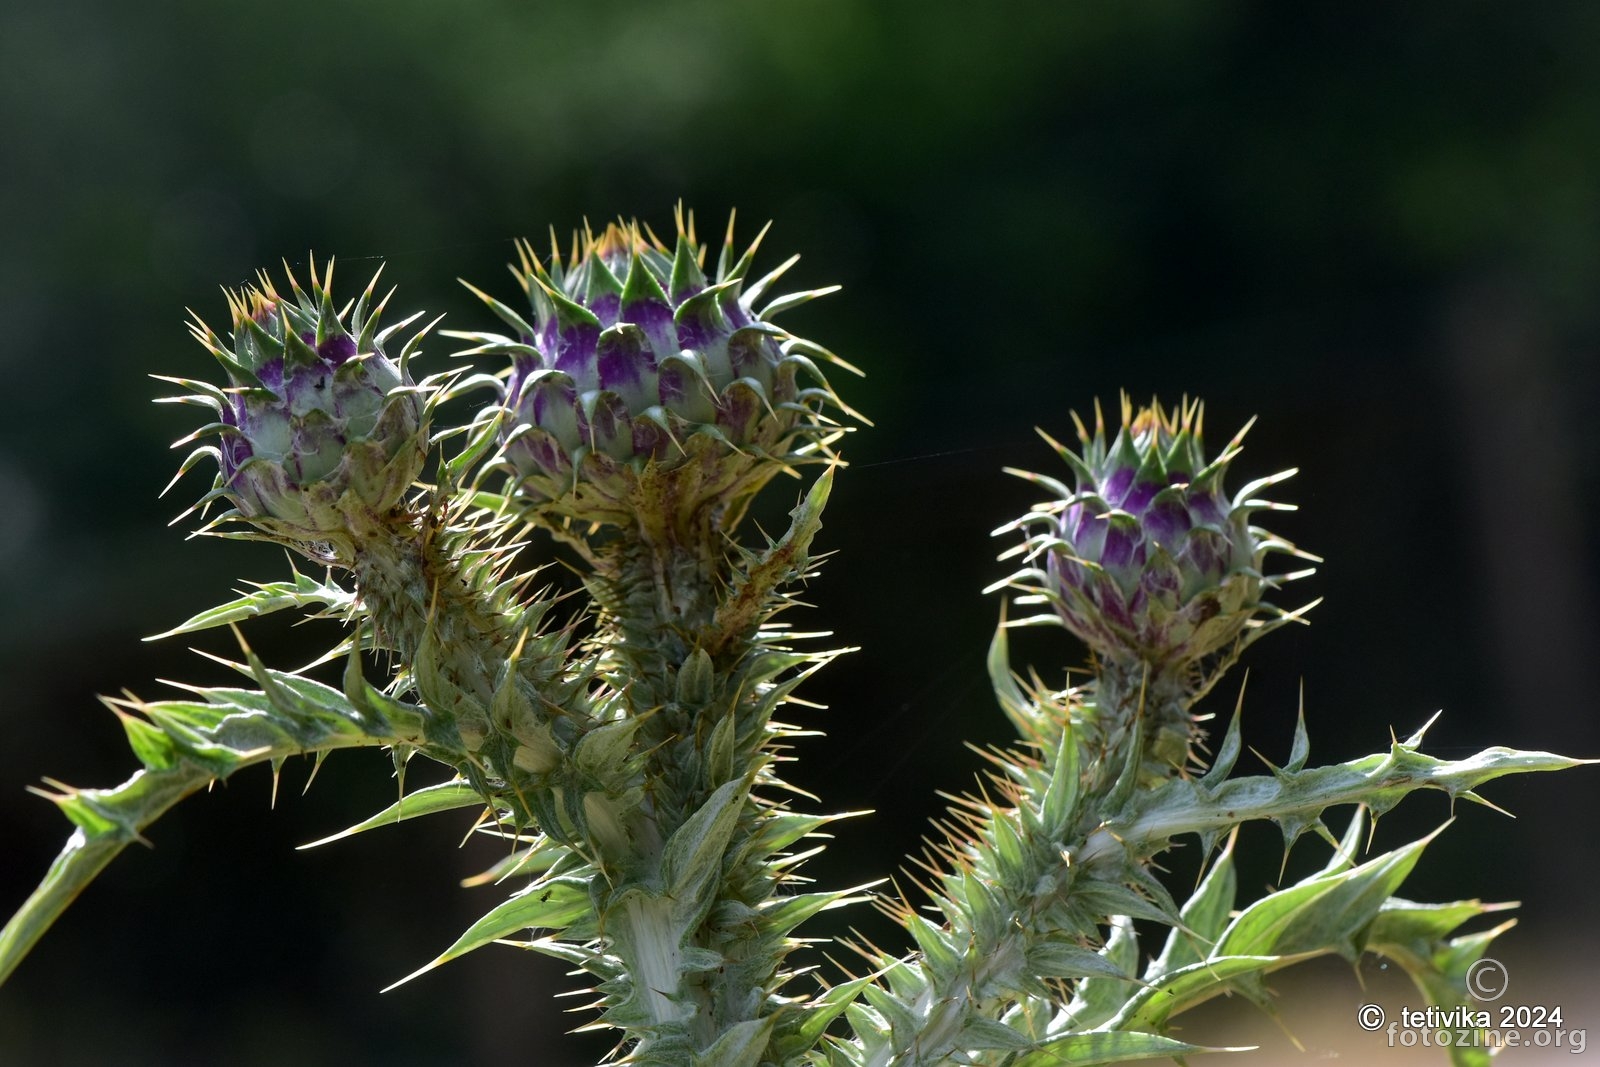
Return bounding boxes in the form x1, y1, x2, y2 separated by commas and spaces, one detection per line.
1271, 830, 1436, 957
1071, 877, 1181, 928
1117, 954, 1306, 1031
1026, 940, 1138, 983
1151, 830, 1237, 977
1116, 738, 1589, 858
146, 570, 354, 640
1367, 916, 1516, 1067
1286, 701, 1310, 773
761, 886, 873, 940
385, 874, 593, 990
958, 1016, 1033, 1051
0, 763, 212, 985
298, 779, 485, 849
987, 613, 1032, 730
663, 778, 749, 926
709, 468, 835, 652
461, 838, 571, 888
1315, 805, 1367, 877
112, 709, 181, 772
755, 809, 867, 856
693, 1017, 774, 1067
1039, 722, 1081, 837
1362, 897, 1512, 956
2, 679, 408, 988
1213, 831, 1434, 964
571, 715, 644, 781
1014, 1029, 1247, 1067
1065, 917, 1141, 1030
1200, 696, 1244, 788
860, 981, 921, 1050
777, 975, 875, 1059
1210, 878, 1340, 961
905, 913, 962, 982
988, 810, 1028, 884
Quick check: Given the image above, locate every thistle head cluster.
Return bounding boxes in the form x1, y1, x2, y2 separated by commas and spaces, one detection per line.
3, 210, 1584, 1067
1003, 395, 1313, 703
455, 208, 859, 534
166, 260, 431, 552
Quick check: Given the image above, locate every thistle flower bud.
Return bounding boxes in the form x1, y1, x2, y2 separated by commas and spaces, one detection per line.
1006, 396, 1312, 693
456, 208, 859, 531
165, 259, 431, 550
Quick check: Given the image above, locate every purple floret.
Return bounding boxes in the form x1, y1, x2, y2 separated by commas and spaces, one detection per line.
551, 320, 601, 379
1100, 522, 1138, 568
587, 292, 622, 326
1142, 496, 1192, 546
1101, 466, 1135, 507
1119, 477, 1162, 516
595, 329, 653, 399
256, 357, 285, 393
318, 334, 357, 365
622, 295, 677, 359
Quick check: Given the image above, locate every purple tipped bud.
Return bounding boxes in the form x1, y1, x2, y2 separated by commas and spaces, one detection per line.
467, 210, 857, 530
1020, 396, 1310, 682
177, 260, 429, 548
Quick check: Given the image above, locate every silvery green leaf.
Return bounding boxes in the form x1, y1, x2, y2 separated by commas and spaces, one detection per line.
775, 975, 875, 1060
1015, 1029, 1247, 1067
385, 874, 594, 990
1208, 828, 1435, 993
0, 680, 408, 986
146, 568, 355, 640
1064, 917, 1140, 1030
1026, 941, 1137, 983
1039, 724, 1082, 837
1149, 830, 1237, 977
1115, 954, 1301, 1032
957, 1016, 1033, 1051
987, 615, 1032, 729
297, 779, 485, 849
663, 778, 748, 927
692, 1017, 775, 1067
1362, 897, 1512, 954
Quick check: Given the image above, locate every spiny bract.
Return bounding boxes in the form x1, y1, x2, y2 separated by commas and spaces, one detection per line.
1005, 396, 1310, 689
164, 260, 431, 549
457, 208, 859, 529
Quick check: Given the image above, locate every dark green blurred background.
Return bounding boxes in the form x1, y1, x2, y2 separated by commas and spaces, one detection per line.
4, 2, 1599, 1063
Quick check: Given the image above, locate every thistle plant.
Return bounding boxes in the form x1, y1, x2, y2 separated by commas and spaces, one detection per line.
0, 209, 1588, 1067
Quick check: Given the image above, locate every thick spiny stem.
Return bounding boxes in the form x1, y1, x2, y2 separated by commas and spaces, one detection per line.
342, 505, 593, 834
602, 535, 763, 1046
348, 511, 517, 718
584, 472, 833, 1058
1091, 657, 1198, 786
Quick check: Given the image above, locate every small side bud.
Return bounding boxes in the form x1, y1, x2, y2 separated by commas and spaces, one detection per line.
170, 260, 432, 549
491, 661, 538, 734
675, 648, 715, 707
511, 723, 562, 775
1003, 395, 1314, 698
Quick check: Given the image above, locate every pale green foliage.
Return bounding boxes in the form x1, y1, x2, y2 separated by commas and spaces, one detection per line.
0, 218, 1587, 1067
812, 629, 1578, 1066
